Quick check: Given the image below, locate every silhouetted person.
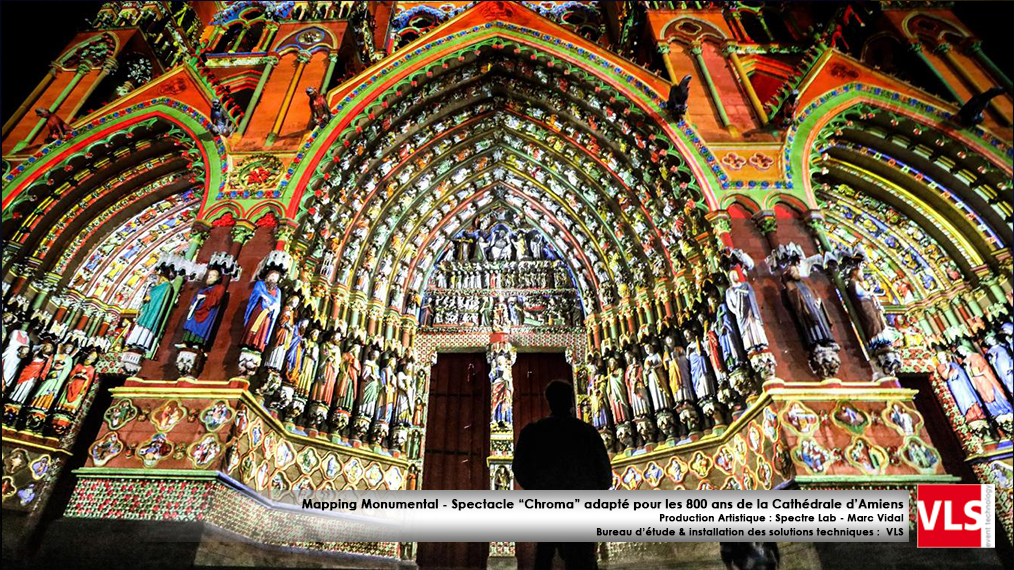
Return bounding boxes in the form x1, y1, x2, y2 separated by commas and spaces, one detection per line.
513, 380, 611, 570
720, 542, 780, 570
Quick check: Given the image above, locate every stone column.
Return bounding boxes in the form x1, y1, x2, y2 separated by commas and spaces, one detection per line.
751, 210, 777, 248
238, 56, 278, 136
690, 42, 733, 130
266, 51, 310, 146
908, 41, 963, 104
487, 341, 517, 570
936, 42, 1010, 126
2, 62, 58, 138
67, 59, 118, 121
320, 52, 340, 92
967, 40, 1013, 91
11, 64, 90, 153
724, 44, 768, 125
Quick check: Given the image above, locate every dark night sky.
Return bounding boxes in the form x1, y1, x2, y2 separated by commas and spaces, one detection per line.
1, 1, 103, 123
0, 2, 1011, 124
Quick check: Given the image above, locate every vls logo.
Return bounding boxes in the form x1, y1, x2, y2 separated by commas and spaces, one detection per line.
917, 484, 995, 548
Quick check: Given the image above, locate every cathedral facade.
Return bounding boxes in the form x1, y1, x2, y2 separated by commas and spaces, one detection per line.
1, 2, 1012, 568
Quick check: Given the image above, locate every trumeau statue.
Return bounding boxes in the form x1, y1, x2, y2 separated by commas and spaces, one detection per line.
606, 356, 631, 424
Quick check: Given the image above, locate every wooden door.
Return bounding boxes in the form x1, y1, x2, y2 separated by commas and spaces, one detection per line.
511, 351, 573, 570
418, 352, 492, 569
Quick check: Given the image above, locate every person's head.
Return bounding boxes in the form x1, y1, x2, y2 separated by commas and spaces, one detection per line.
545, 380, 574, 417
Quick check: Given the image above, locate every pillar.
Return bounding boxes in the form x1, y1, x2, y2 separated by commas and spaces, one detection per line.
185, 225, 211, 260
320, 52, 340, 92
486, 341, 517, 568
266, 52, 310, 146
937, 42, 1010, 126
67, 59, 118, 121
752, 210, 777, 249
967, 40, 1013, 91
238, 56, 279, 135
690, 42, 733, 130
11, 64, 90, 153
908, 41, 963, 104
2, 62, 58, 138
724, 45, 768, 125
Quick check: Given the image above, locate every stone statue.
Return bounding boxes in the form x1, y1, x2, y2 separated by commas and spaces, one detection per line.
666, 74, 692, 122
936, 350, 988, 437
605, 356, 631, 424
6, 342, 54, 417
50, 349, 99, 434
489, 352, 514, 428
960, 346, 1013, 431
845, 265, 900, 374
209, 99, 234, 137
2, 329, 31, 393
374, 354, 398, 426
126, 269, 183, 358
782, 265, 835, 347
331, 342, 361, 433
642, 342, 674, 413
181, 268, 226, 350
724, 270, 768, 353
984, 335, 1013, 395
27, 342, 76, 413
282, 318, 307, 387
781, 263, 839, 377
241, 269, 282, 351
295, 327, 320, 397
623, 348, 652, 419
312, 335, 342, 405
512, 231, 527, 261
264, 296, 299, 371
306, 87, 332, 127
586, 359, 611, 430
714, 302, 748, 373
353, 348, 381, 439
35, 108, 69, 142
393, 360, 415, 427
687, 337, 713, 400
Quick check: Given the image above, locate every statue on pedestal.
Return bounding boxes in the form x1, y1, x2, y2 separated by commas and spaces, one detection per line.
960, 346, 1013, 434
331, 342, 361, 434
5, 341, 55, 425
181, 268, 227, 350
296, 327, 320, 397
126, 262, 184, 358
2, 329, 31, 393
840, 247, 900, 375
353, 348, 381, 440
936, 349, 989, 438
25, 342, 77, 430
264, 296, 299, 371
772, 243, 840, 378
643, 341, 676, 438
50, 349, 100, 434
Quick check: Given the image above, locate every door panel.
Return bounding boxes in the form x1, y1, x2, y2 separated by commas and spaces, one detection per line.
512, 352, 573, 570
418, 352, 492, 570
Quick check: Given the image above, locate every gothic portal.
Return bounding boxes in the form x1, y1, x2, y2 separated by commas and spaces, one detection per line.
1, 2, 1012, 569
